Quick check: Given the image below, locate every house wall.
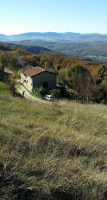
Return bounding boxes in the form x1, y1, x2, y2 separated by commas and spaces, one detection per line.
33, 72, 56, 90
19, 72, 33, 91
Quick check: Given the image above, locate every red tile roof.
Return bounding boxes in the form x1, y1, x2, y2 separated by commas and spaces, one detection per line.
19, 66, 56, 77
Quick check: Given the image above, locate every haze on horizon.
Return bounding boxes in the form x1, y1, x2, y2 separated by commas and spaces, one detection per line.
0, 0, 107, 35
2, 31, 107, 37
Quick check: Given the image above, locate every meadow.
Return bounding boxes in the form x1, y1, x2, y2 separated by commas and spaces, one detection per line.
0, 82, 107, 200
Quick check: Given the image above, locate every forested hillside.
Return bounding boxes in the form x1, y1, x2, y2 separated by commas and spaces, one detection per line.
0, 42, 63, 57
15, 40, 107, 63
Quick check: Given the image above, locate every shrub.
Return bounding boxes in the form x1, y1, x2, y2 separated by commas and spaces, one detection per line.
32, 87, 47, 97
51, 89, 61, 98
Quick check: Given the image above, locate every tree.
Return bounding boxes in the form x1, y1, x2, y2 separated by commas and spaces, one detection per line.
0, 52, 22, 71
100, 79, 107, 102
0, 52, 8, 71
8, 74, 18, 96
96, 65, 105, 84
57, 68, 67, 85
66, 64, 92, 101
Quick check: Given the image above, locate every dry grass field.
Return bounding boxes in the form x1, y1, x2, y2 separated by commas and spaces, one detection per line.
0, 82, 107, 200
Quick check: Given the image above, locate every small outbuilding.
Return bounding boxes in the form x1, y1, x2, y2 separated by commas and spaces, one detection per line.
18, 66, 56, 91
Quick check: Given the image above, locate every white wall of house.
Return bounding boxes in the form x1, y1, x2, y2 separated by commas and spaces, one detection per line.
19, 72, 33, 91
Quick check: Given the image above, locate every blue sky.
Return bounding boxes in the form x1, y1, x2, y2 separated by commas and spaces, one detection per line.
0, 0, 107, 35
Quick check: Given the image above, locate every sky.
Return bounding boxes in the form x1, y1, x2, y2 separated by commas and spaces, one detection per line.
0, 0, 107, 35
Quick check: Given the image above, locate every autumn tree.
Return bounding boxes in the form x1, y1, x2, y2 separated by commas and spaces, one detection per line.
96, 65, 105, 84
66, 64, 92, 101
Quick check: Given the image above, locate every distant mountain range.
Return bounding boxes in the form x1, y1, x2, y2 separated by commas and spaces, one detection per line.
1, 32, 107, 42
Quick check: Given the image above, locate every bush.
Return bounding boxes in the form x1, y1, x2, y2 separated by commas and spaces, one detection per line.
32, 87, 47, 97
51, 89, 61, 99
91, 82, 107, 103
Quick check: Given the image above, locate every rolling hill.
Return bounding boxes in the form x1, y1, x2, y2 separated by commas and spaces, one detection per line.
14, 40, 107, 63
0, 42, 63, 57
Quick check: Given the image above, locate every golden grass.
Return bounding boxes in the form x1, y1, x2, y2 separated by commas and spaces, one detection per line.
0, 95, 107, 199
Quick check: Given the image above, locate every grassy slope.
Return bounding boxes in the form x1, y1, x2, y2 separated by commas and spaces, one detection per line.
0, 81, 11, 97
0, 85, 107, 199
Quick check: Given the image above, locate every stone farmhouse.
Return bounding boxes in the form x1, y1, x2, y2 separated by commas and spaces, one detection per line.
18, 66, 56, 91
